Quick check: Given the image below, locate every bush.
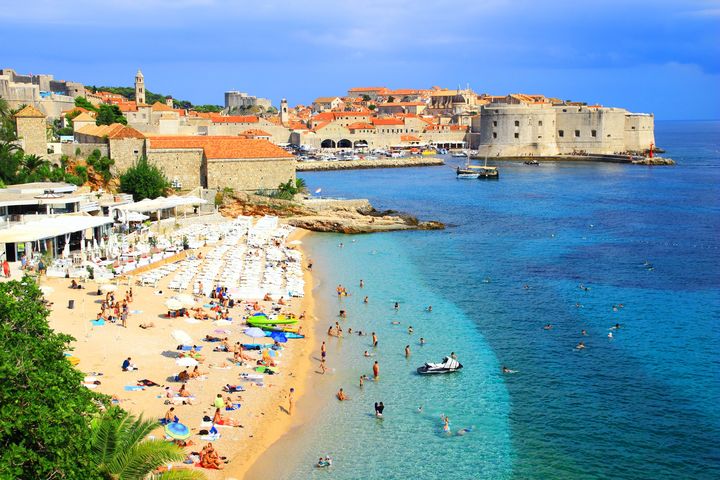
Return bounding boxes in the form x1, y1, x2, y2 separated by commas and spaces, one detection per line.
120, 157, 170, 201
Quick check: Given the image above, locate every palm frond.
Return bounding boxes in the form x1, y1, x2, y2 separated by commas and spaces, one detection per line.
90, 413, 122, 468
112, 440, 185, 480
118, 414, 158, 454
151, 469, 207, 480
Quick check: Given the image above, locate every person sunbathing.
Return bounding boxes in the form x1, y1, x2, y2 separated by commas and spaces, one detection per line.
200, 443, 224, 469
212, 407, 241, 427
193, 308, 209, 320
178, 384, 193, 399
177, 369, 190, 382
188, 366, 206, 378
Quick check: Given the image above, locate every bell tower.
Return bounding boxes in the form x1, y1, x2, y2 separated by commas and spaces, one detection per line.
134, 69, 146, 105
280, 98, 289, 125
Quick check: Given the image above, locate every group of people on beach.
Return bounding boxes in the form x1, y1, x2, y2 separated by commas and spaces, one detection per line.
95, 288, 132, 327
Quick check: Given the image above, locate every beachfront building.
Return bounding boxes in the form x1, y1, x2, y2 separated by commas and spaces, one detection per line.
469, 100, 656, 156
0, 182, 115, 263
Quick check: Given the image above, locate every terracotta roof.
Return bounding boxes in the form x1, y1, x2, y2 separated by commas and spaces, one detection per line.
62, 106, 91, 116
210, 115, 259, 124
400, 135, 421, 142
240, 129, 273, 137
313, 97, 341, 104
146, 136, 293, 160
72, 112, 97, 123
313, 112, 336, 122
116, 102, 138, 112
107, 126, 145, 139
348, 87, 386, 92
371, 117, 404, 126
334, 111, 373, 117
347, 122, 375, 130
378, 102, 426, 107
76, 123, 126, 138
14, 105, 46, 118
288, 121, 309, 130
151, 101, 175, 112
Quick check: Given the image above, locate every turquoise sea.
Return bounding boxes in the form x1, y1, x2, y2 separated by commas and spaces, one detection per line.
266, 121, 720, 479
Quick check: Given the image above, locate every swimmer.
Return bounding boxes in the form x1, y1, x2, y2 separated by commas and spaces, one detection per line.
426, 305, 432, 312
581, 329, 588, 336
373, 361, 380, 380
391, 321, 400, 325
483, 277, 491, 283
576, 341, 586, 350
543, 324, 552, 330
359, 279, 364, 288
419, 337, 426, 345
417, 406, 423, 413
359, 375, 364, 388
372, 332, 378, 347
608, 332, 613, 339
405, 345, 411, 357
523, 284, 530, 290
364, 350, 371, 357
575, 302, 583, 308
363, 296, 369, 304
442, 415, 450, 433
502, 366, 517, 374
408, 326, 414, 334
394, 302, 399, 310
611, 323, 621, 330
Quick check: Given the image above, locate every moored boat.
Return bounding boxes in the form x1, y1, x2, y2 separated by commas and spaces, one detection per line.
417, 356, 463, 374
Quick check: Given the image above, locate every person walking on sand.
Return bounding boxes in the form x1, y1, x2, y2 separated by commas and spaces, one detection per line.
321, 341, 326, 361
288, 387, 295, 415
373, 361, 380, 380
319, 358, 327, 374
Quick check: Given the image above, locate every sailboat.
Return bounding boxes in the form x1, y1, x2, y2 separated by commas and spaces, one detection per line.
456, 150, 480, 178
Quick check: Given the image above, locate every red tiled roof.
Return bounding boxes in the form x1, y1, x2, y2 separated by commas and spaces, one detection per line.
400, 135, 421, 142
107, 126, 145, 139
240, 129, 272, 137
151, 101, 175, 112
348, 87, 387, 92
14, 105, 46, 118
146, 136, 293, 159
371, 117, 404, 126
210, 115, 259, 124
347, 122, 375, 130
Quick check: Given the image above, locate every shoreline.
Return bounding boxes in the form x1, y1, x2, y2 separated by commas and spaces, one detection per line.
296, 157, 444, 171
222, 227, 317, 478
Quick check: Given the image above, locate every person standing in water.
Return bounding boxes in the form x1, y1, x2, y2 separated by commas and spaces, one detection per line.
405, 345, 411, 357
360, 279, 364, 288
363, 296, 369, 304
373, 361, 380, 380
394, 302, 399, 310
372, 332, 378, 348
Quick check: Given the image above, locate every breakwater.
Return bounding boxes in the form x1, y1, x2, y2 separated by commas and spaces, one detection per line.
296, 157, 445, 171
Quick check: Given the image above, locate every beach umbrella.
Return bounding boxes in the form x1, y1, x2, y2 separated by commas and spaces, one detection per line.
175, 357, 198, 367
270, 332, 288, 343
244, 327, 266, 338
173, 294, 196, 307
99, 284, 117, 293
165, 299, 183, 311
164, 421, 192, 441
39, 285, 54, 296
171, 329, 193, 345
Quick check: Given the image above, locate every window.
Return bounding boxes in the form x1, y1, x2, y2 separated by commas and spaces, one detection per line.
514, 120, 520, 127
631, 126, 636, 130
591, 130, 597, 137
575, 130, 580, 137
538, 135, 542, 139
514, 133, 519, 139
492, 132, 497, 139
538, 120, 543, 126
562, 108, 567, 112
558, 130, 564, 137
493, 121, 497, 127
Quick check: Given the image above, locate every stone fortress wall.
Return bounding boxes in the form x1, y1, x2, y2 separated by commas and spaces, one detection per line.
470, 103, 655, 156
206, 158, 295, 192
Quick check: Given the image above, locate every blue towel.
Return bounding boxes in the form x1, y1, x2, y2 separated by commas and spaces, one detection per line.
91, 320, 105, 326
124, 385, 144, 391
179, 345, 203, 351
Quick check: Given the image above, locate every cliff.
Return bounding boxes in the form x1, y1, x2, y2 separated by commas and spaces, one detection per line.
218, 194, 444, 234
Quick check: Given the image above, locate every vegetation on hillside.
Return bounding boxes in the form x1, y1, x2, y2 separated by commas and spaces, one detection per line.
270, 178, 307, 200
120, 156, 171, 200
71, 98, 127, 126
87, 85, 222, 112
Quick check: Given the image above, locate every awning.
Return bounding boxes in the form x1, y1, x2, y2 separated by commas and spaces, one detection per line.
0, 214, 113, 243
117, 195, 208, 213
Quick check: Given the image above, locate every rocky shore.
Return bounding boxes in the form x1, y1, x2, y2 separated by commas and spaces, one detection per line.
218, 194, 444, 234
296, 157, 445, 171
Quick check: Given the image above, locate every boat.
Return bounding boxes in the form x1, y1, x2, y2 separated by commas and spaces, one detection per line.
456, 166, 480, 179
524, 160, 539, 166
466, 165, 499, 179
417, 356, 463, 374
246, 314, 298, 326
451, 150, 467, 157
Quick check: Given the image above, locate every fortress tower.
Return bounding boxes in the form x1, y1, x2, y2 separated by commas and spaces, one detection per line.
280, 98, 289, 125
134, 69, 145, 105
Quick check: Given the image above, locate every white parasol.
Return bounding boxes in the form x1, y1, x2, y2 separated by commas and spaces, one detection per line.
171, 329, 193, 345
165, 299, 183, 311
39, 285, 54, 295
175, 357, 198, 367
173, 294, 196, 307
99, 284, 117, 293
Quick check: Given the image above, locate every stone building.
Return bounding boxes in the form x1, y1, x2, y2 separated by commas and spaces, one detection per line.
135, 69, 146, 105
13, 105, 48, 157
312, 97, 343, 113
469, 102, 655, 156
224, 91, 272, 111
0, 68, 81, 118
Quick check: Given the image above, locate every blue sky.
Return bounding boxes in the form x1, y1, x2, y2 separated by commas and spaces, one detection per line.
1, 0, 718, 119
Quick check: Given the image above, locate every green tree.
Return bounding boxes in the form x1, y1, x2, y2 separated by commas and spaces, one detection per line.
387, 96, 395, 103
21, 153, 49, 173
368, 104, 376, 111
361, 94, 371, 102
90, 408, 205, 480
75, 96, 98, 112
0, 142, 23, 183
0, 277, 105, 479
120, 157, 170, 200
96, 105, 127, 126
0, 98, 18, 141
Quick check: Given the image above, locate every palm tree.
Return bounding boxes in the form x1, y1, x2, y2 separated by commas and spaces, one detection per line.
21, 153, 49, 173
90, 408, 206, 480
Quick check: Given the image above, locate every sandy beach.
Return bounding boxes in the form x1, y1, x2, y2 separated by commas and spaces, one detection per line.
41, 225, 317, 479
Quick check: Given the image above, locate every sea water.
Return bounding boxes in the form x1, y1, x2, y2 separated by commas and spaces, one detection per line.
271, 121, 720, 479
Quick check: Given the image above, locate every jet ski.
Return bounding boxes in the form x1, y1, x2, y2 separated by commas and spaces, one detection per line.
417, 356, 463, 374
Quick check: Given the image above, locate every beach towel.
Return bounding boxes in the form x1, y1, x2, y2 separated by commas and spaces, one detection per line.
91, 320, 106, 326
137, 379, 161, 387
83, 383, 98, 389
199, 434, 221, 442
184, 318, 202, 324
177, 345, 203, 351
124, 385, 145, 391
225, 403, 241, 410
130, 310, 143, 314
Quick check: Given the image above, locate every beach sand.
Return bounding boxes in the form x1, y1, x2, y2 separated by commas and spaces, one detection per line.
41, 226, 316, 479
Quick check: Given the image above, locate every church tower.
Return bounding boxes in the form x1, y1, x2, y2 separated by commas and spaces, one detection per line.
135, 69, 146, 105
280, 98, 289, 125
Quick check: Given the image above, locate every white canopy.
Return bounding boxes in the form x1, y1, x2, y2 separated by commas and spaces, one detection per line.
118, 195, 208, 213
0, 215, 112, 244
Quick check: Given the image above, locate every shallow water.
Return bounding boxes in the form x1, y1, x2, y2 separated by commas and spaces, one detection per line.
263, 121, 720, 479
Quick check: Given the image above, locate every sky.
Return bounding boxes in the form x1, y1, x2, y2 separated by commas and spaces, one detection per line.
0, 0, 718, 120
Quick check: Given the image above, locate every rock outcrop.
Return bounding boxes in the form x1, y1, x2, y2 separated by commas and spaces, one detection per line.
218, 193, 444, 234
